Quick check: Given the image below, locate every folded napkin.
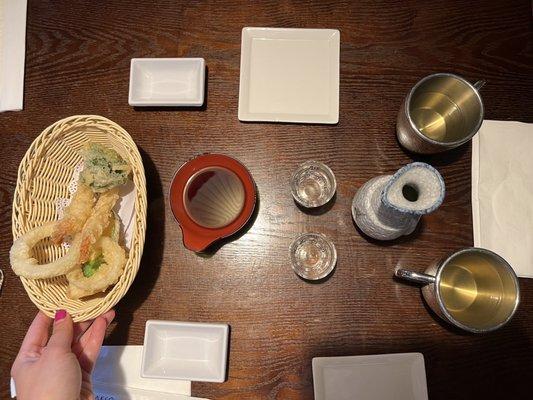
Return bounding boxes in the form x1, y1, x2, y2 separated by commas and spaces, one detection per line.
0, 0, 27, 112
472, 120, 533, 278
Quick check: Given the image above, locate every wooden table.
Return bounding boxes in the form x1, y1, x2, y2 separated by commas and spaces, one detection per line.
1, 1, 532, 398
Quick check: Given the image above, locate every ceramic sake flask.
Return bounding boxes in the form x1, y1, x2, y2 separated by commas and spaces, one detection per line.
352, 162, 445, 240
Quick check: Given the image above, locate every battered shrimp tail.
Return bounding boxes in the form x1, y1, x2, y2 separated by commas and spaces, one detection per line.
78, 188, 119, 263
52, 184, 95, 244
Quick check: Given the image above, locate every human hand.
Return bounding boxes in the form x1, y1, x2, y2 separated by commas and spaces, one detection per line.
11, 309, 115, 400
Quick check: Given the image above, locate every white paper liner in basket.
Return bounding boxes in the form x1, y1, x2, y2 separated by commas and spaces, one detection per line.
12, 115, 147, 322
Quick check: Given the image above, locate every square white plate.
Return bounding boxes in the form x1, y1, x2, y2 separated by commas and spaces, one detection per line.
312, 353, 429, 400
238, 27, 339, 124
141, 320, 229, 382
129, 58, 205, 106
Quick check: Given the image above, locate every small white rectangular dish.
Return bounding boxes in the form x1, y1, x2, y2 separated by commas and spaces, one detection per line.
141, 320, 229, 383
312, 353, 429, 400
129, 58, 205, 106
238, 27, 340, 124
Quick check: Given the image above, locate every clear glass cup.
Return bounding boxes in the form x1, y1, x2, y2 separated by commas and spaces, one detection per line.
289, 233, 337, 280
290, 161, 336, 208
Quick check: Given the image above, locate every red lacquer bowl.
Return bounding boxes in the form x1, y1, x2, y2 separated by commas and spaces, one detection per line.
169, 154, 257, 252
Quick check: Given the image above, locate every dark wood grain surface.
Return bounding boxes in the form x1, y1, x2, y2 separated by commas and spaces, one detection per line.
1, 0, 532, 398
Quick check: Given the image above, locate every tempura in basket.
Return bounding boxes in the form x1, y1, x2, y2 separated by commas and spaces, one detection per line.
10, 143, 131, 299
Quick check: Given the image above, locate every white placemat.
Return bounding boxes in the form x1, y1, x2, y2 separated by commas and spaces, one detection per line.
472, 120, 533, 278
0, 0, 27, 112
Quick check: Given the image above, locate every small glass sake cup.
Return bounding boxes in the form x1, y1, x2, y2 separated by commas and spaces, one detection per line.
289, 233, 337, 280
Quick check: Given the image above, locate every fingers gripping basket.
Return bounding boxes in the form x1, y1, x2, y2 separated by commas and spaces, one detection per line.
12, 115, 147, 322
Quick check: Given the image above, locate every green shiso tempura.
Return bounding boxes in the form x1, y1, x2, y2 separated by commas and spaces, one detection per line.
80, 143, 131, 193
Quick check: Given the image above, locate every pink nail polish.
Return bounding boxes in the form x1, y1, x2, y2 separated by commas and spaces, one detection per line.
55, 309, 67, 322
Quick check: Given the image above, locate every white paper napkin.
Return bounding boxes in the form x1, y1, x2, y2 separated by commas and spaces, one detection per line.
472, 120, 533, 278
92, 346, 192, 395
0, 0, 27, 112
93, 383, 209, 399
11, 346, 192, 398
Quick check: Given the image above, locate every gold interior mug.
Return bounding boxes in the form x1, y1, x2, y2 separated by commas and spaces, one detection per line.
396, 248, 519, 333
396, 73, 485, 154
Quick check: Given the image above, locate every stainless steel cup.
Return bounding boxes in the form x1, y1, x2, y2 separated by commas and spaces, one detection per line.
396, 248, 519, 333
396, 73, 485, 154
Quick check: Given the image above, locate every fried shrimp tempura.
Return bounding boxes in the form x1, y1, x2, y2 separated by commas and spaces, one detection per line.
10, 222, 82, 279
78, 188, 119, 264
52, 184, 95, 244
66, 236, 126, 299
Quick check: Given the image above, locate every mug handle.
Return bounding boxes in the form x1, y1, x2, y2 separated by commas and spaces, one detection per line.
473, 80, 486, 91
395, 269, 436, 285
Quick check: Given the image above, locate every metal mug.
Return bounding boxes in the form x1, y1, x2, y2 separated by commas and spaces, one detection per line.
396, 248, 519, 333
396, 73, 485, 154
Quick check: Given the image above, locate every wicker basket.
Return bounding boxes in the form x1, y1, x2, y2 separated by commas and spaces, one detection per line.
12, 115, 147, 322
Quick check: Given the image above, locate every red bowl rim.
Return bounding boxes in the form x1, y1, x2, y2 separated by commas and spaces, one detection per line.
169, 153, 257, 252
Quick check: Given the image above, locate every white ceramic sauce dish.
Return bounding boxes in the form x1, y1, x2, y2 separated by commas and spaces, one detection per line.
141, 320, 229, 382
129, 58, 205, 106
